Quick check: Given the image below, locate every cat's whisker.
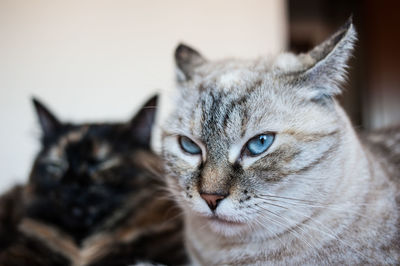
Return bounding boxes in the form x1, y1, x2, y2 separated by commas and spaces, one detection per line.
140, 106, 159, 110
256, 193, 317, 204
251, 205, 314, 246
251, 205, 323, 260
251, 217, 287, 248
258, 194, 395, 209
256, 201, 379, 263
256, 195, 386, 221
253, 204, 348, 262
159, 210, 185, 228
256, 200, 289, 210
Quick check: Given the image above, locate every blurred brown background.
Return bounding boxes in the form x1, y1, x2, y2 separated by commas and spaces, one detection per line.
288, 0, 400, 130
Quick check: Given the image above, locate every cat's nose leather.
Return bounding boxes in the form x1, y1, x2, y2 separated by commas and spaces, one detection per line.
200, 193, 227, 211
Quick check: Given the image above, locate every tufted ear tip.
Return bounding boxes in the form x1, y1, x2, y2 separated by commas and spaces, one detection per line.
342, 15, 353, 31
308, 17, 356, 64
345, 15, 353, 29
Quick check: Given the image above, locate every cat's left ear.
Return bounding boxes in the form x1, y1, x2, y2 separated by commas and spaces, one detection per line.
130, 95, 158, 147
175, 43, 207, 82
32, 98, 62, 138
294, 17, 357, 99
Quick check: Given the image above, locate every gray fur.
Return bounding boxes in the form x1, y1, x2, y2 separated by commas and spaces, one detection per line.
161, 19, 400, 265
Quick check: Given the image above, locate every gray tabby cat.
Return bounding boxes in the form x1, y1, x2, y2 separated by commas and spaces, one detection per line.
161, 19, 400, 265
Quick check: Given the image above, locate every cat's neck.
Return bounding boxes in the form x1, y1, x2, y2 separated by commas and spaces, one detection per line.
184, 108, 399, 265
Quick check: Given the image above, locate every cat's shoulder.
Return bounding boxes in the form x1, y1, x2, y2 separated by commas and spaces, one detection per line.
362, 125, 400, 176
0, 184, 26, 250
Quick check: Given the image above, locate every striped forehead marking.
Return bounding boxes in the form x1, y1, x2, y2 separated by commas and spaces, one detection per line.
198, 92, 250, 139
46, 126, 89, 160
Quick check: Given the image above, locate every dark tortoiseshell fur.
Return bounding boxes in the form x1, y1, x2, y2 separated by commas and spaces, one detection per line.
0, 97, 187, 266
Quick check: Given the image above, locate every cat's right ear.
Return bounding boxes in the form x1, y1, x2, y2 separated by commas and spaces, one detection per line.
175, 43, 206, 82
32, 98, 62, 138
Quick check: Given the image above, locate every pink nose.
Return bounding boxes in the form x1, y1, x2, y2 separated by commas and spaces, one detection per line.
200, 193, 227, 211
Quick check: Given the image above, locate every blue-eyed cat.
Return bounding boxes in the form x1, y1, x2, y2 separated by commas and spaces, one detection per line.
0, 96, 187, 266
161, 19, 400, 265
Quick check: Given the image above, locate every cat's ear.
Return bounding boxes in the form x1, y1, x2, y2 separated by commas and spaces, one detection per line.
295, 18, 357, 99
130, 95, 158, 147
32, 98, 62, 138
175, 43, 207, 82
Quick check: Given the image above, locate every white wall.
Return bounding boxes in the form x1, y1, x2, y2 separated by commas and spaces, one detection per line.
0, 0, 287, 192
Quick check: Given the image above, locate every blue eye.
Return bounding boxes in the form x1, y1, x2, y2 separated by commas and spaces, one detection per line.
246, 134, 275, 156
179, 136, 201, 155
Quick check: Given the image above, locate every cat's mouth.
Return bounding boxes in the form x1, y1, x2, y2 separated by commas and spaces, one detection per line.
202, 215, 248, 236
207, 215, 246, 226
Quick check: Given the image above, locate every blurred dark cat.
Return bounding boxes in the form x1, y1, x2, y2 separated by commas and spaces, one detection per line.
0, 96, 186, 266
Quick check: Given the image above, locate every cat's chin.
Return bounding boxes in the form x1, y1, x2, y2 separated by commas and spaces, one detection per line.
205, 216, 249, 237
